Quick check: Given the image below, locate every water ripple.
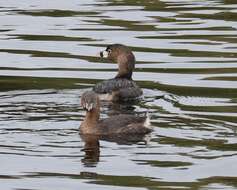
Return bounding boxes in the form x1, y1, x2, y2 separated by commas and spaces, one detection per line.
0, 0, 237, 190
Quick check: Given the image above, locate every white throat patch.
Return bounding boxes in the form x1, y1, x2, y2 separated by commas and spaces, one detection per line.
102, 51, 109, 58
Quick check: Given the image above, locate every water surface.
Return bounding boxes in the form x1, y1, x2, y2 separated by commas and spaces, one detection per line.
0, 0, 237, 189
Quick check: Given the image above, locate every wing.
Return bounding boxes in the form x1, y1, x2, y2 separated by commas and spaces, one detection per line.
116, 123, 152, 134
116, 86, 142, 101
93, 78, 142, 101
93, 78, 138, 94
97, 114, 150, 134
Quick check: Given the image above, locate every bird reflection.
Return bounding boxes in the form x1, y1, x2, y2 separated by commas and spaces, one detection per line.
101, 100, 140, 116
80, 135, 100, 167
80, 133, 150, 167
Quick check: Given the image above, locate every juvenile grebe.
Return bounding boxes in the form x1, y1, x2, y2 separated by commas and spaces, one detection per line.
80, 91, 152, 135
94, 44, 142, 101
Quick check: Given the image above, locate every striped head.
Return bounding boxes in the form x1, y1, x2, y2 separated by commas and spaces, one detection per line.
81, 91, 99, 111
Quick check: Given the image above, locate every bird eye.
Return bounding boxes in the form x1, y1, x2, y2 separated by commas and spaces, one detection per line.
107, 49, 112, 54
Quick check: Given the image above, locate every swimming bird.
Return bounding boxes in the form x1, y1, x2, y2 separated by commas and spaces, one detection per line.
94, 44, 142, 101
80, 91, 152, 135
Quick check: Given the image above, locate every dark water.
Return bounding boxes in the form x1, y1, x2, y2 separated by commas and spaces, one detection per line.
0, 0, 237, 189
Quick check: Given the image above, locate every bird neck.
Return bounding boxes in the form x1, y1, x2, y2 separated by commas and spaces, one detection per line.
115, 72, 133, 79
80, 104, 100, 133
85, 105, 100, 125
116, 52, 135, 79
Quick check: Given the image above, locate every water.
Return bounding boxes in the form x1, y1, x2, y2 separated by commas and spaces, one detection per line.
0, 0, 237, 189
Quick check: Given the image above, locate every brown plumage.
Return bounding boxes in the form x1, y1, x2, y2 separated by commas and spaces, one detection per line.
80, 91, 152, 135
94, 44, 142, 101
